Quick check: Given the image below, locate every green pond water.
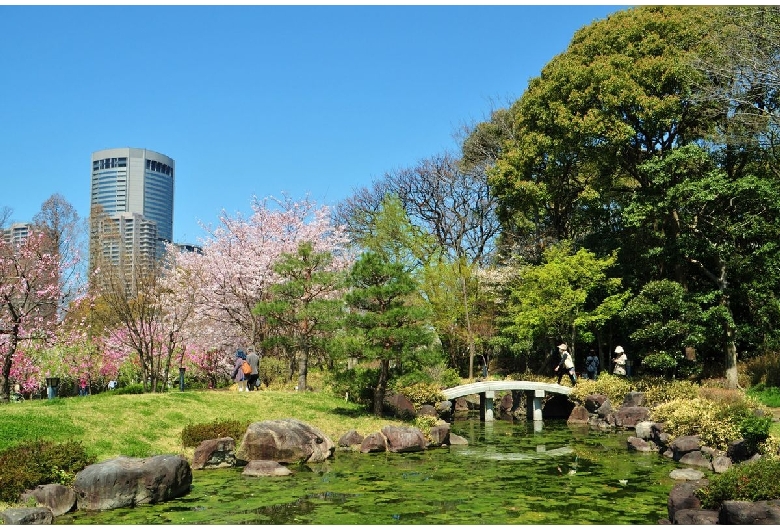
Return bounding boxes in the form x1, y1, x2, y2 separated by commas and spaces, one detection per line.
57, 419, 694, 525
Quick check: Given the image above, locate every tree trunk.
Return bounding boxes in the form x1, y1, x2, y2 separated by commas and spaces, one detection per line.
725, 319, 739, 389
297, 347, 308, 392
373, 358, 390, 417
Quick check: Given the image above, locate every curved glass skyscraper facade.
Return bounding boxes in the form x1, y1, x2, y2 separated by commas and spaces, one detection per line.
90, 148, 174, 273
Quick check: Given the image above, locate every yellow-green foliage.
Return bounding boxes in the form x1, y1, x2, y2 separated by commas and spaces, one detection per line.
569, 373, 633, 406
411, 415, 439, 440
395, 382, 445, 408
759, 435, 780, 458
641, 380, 700, 408
651, 398, 742, 450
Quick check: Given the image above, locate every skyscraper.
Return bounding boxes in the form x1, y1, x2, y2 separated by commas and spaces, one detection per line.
89, 148, 174, 275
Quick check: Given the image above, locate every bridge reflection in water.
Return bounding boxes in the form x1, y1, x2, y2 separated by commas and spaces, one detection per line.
441, 380, 574, 431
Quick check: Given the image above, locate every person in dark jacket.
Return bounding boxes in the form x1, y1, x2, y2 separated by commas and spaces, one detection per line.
585, 349, 599, 380
246, 348, 260, 391
231, 349, 247, 392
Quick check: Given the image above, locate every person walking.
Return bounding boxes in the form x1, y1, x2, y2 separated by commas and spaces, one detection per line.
585, 349, 600, 380
231, 350, 248, 392
554, 343, 577, 386
613, 346, 627, 376
246, 348, 260, 391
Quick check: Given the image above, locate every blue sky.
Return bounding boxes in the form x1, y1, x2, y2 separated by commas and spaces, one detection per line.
0, 5, 625, 245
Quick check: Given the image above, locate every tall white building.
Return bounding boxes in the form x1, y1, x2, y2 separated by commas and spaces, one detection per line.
1, 222, 32, 245
89, 148, 174, 275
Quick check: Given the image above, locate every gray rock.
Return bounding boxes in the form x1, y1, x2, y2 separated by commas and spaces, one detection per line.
418, 404, 438, 418
192, 437, 236, 470
613, 406, 650, 428
20, 484, 76, 517
428, 423, 450, 446
360, 432, 387, 453
622, 391, 646, 407
711, 455, 732, 474
627, 436, 655, 452
383, 392, 417, 419
435, 400, 453, 421
669, 468, 705, 481
678, 450, 713, 470
721, 500, 780, 524
673, 508, 719, 525
727, 438, 751, 463
449, 433, 469, 445
596, 398, 612, 418
670, 435, 702, 457
338, 429, 364, 447
381, 425, 427, 453
584, 394, 608, 414
74, 454, 192, 511
566, 404, 590, 424
634, 421, 656, 441
242, 460, 293, 477
667, 479, 708, 522
1, 507, 53, 525
235, 419, 334, 464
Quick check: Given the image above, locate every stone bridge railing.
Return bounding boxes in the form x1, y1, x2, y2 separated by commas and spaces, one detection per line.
442, 380, 573, 424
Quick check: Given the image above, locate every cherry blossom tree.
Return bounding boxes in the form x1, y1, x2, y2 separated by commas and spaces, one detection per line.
173, 195, 352, 381
0, 231, 61, 402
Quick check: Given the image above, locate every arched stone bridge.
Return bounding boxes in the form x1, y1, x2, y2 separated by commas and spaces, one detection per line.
442, 380, 573, 423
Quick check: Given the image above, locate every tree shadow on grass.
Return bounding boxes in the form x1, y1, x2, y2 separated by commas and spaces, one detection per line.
331, 406, 372, 419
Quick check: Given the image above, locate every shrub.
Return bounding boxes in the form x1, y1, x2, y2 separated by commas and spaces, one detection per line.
641, 379, 699, 408
181, 419, 250, 448
394, 381, 445, 408
651, 398, 741, 450
744, 352, 780, 388
0, 440, 95, 503
569, 373, 633, 406
259, 357, 292, 390
411, 415, 439, 440
739, 414, 773, 455
112, 383, 145, 395
326, 366, 379, 409
641, 351, 678, 376
696, 458, 780, 509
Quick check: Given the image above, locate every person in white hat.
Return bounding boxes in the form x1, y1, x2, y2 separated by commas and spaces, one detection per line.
554, 343, 576, 385
613, 346, 627, 376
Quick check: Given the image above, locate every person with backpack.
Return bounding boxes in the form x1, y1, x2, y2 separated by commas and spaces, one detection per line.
231, 349, 248, 392
585, 349, 600, 380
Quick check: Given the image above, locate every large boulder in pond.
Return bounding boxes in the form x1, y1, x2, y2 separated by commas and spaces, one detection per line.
20, 483, 76, 516
242, 460, 293, 477
381, 425, 427, 453
1, 507, 53, 525
236, 419, 335, 464
192, 437, 236, 470
73, 454, 192, 511
360, 432, 388, 453
667, 479, 708, 522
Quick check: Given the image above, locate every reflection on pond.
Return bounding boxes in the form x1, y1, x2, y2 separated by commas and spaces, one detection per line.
57, 418, 690, 525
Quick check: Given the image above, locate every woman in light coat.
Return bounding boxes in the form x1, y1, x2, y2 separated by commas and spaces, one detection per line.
613, 346, 627, 376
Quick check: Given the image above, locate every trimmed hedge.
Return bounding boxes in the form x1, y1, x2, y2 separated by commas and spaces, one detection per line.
181, 419, 250, 448
0, 440, 95, 503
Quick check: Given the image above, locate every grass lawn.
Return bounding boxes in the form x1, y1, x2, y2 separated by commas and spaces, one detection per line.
0, 388, 404, 463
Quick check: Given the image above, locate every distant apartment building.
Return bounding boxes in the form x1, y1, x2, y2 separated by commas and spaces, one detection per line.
89, 148, 175, 278
1, 222, 32, 244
